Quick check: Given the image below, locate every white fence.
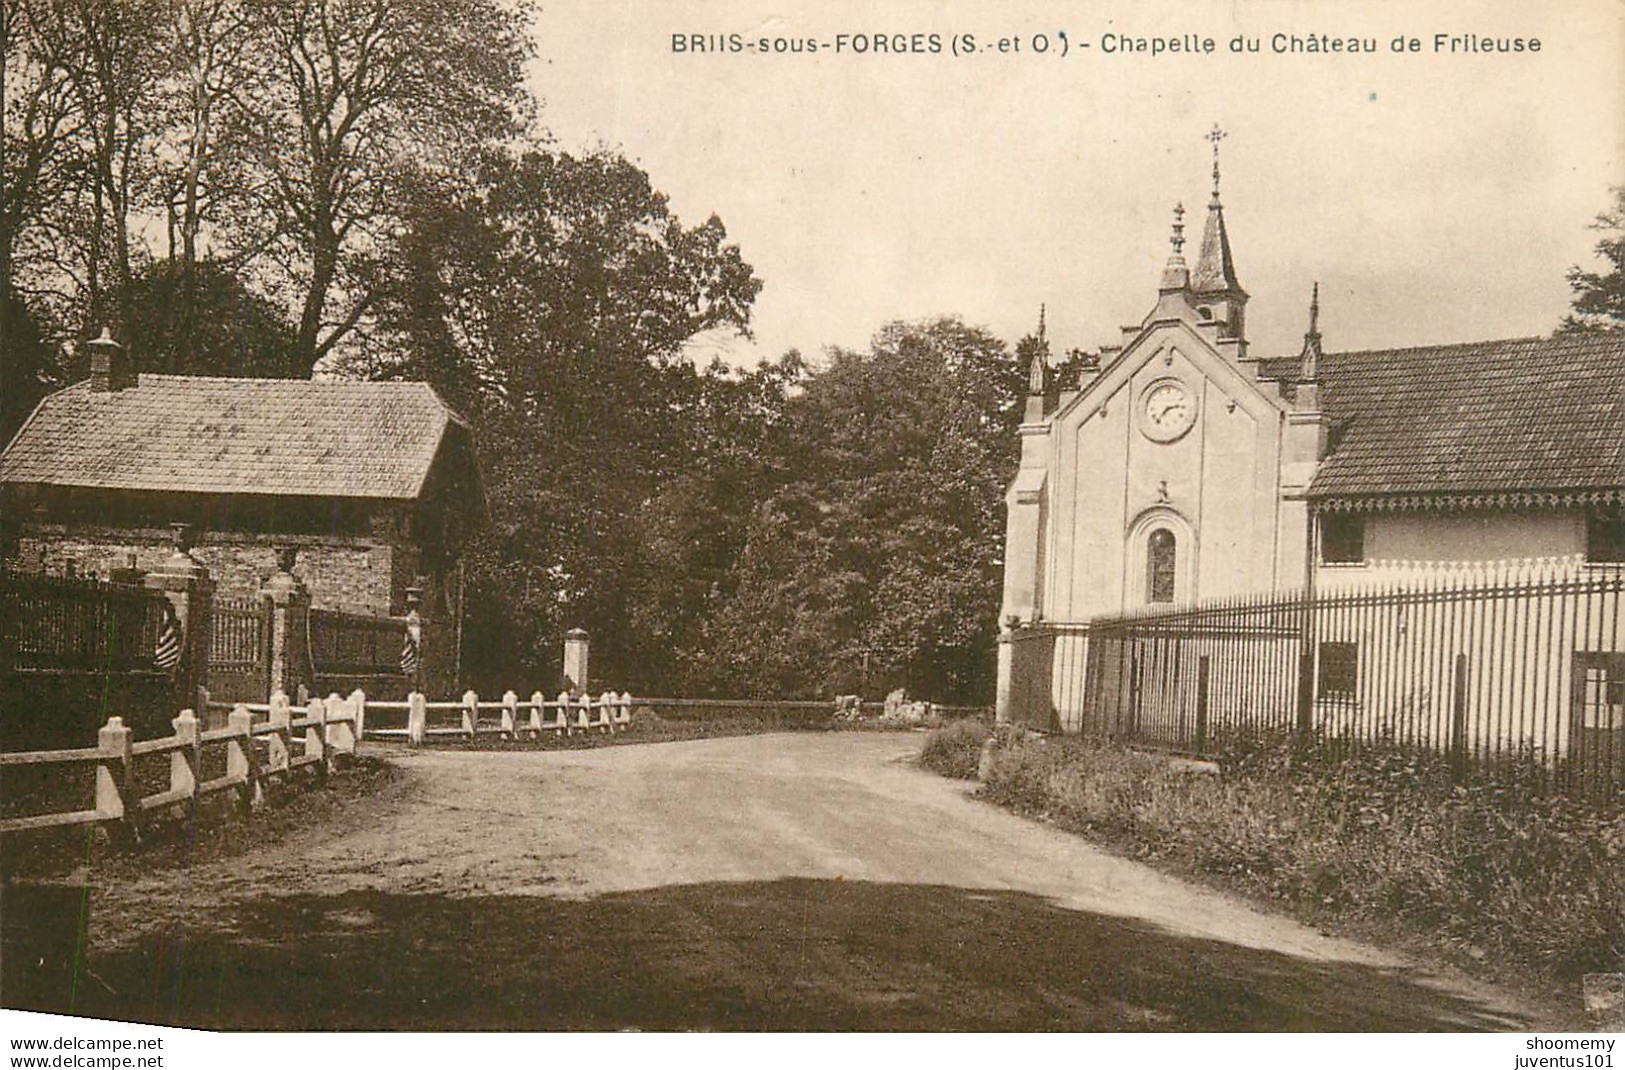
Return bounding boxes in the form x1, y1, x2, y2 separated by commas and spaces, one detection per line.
0, 692, 359, 835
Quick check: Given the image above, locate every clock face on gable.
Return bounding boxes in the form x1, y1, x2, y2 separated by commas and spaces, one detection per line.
1139, 378, 1198, 443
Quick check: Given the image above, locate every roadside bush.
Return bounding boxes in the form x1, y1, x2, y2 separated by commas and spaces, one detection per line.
973, 732, 1625, 985
917, 719, 993, 779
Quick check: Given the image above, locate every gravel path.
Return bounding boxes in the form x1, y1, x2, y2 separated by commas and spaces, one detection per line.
27, 733, 1572, 1030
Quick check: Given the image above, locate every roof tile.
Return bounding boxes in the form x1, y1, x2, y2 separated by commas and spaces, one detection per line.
1305, 333, 1625, 500
0, 375, 466, 500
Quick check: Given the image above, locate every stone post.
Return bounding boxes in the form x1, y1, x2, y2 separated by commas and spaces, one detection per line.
227, 704, 260, 809
407, 691, 427, 744
994, 616, 1017, 726
267, 690, 291, 773
563, 627, 589, 692
501, 690, 518, 738
170, 710, 200, 800
96, 716, 132, 819
349, 688, 367, 748
528, 691, 546, 736
261, 545, 312, 702
404, 585, 424, 694
145, 523, 214, 716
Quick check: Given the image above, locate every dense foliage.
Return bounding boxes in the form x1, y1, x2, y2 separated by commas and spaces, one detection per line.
1560, 185, 1625, 333
4, 1, 1023, 703
705, 320, 1022, 701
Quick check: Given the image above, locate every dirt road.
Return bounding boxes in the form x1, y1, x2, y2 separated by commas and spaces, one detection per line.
27, 733, 1569, 1030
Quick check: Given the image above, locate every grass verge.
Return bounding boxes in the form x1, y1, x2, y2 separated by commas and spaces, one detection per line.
947, 728, 1623, 988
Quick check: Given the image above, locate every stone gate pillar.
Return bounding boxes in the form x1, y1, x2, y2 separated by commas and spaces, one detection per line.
261, 545, 312, 700
995, 617, 1015, 726
563, 628, 590, 692
145, 523, 214, 716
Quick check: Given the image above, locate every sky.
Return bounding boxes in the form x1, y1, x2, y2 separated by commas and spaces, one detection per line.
525, 0, 1625, 369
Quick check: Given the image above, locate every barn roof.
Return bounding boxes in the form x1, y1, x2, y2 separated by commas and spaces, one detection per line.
1303, 332, 1625, 506
0, 375, 473, 501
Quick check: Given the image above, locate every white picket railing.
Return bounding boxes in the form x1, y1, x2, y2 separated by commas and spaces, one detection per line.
358, 689, 634, 743
0, 692, 359, 836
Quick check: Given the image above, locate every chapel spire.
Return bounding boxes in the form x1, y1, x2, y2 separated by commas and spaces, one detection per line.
1188, 124, 1248, 347
1191, 124, 1243, 295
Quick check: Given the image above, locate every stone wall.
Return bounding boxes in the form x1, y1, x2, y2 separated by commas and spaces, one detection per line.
16, 528, 397, 615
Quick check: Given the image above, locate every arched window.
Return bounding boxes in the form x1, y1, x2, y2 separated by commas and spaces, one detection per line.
1147, 529, 1176, 603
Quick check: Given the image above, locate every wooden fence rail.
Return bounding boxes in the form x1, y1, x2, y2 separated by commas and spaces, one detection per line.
0, 692, 358, 836
361, 689, 634, 742
207, 687, 635, 744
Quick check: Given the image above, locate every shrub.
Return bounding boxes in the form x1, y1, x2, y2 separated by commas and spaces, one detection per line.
967, 731, 1624, 984
917, 719, 994, 779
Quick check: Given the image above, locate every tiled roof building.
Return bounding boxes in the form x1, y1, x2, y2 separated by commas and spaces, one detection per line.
1305, 333, 1625, 507
0, 341, 483, 621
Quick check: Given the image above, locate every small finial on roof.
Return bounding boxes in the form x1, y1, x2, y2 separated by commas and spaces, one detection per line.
1206, 124, 1227, 206
1159, 203, 1191, 293
1299, 280, 1323, 381
1038, 303, 1047, 344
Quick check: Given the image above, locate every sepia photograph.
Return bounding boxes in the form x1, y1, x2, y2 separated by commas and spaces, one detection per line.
1, 0, 1622, 1054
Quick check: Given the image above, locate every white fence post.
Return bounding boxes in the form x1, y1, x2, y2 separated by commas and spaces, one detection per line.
557, 691, 571, 735
349, 688, 367, 747
528, 691, 545, 736
227, 704, 260, 809
617, 690, 632, 727
598, 690, 615, 733
306, 697, 328, 774
171, 710, 200, 801
408, 691, 427, 744
462, 689, 479, 739
96, 716, 132, 820
501, 690, 518, 738
268, 690, 291, 775
325, 693, 345, 756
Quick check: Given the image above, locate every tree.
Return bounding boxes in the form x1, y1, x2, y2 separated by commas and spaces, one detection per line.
1560, 186, 1625, 333
706, 318, 1024, 702
2, 0, 84, 340
357, 144, 766, 689
244, 0, 536, 374
123, 258, 298, 377
0, 287, 60, 443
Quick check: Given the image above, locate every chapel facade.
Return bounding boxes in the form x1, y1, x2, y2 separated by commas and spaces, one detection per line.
997, 137, 1625, 729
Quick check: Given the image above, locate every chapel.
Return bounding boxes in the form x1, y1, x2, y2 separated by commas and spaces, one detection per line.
998, 131, 1625, 726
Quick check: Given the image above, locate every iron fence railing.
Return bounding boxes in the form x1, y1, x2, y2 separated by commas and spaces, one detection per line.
209, 595, 269, 672
1012, 569, 1625, 798
309, 607, 408, 678
0, 571, 170, 674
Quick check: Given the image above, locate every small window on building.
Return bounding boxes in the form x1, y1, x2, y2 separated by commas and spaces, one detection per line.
1146, 529, 1176, 604
1318, 641, 1358, 701
1197, 306, 1213, 322
1320, 513, 1365, 565
1586, 505, 1625, 564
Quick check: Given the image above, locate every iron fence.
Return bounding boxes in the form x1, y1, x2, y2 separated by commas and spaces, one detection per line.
0, 571, 170, 674
309, 607, 409, 678
209, 595, 269, 672
1012, 569, 1625, 798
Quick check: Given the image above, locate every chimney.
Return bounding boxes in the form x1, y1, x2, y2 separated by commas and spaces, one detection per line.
86, 327, 135, 391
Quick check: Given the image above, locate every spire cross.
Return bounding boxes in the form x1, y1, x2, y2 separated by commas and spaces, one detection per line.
1170, 202, 1186, 256
1309, 281, 1320, 335
1206, 123, 1227, 203
1038, 303, 1047, 343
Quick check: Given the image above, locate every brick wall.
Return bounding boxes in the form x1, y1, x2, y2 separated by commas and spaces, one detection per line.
16, 529, 397, 614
